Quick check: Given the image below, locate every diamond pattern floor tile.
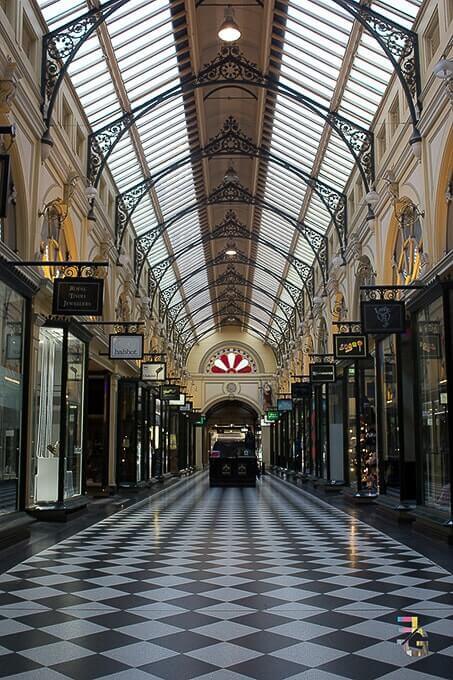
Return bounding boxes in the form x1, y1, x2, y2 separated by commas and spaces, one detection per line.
0, 474, 451, 679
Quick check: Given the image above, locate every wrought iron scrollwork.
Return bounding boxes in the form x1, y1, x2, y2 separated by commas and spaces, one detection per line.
335, 0, 420, 123
59, 262, 105, 278
326, 112, 374, 188
196, 45, 265, 86
333, 321, 362, 334
204, 116, 256, 157
41, 0, 127, 128
309, 353, 335, 364
359, 285, 418, 302
87, 45, 375, 193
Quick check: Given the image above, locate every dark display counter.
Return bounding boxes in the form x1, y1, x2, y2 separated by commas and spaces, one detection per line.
209, 456, 257, 487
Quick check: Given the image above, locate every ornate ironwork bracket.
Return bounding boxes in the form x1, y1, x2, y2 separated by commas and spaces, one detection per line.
166, 266, 293, 324
309, 353, 336, 364
115, 118, 347, 257
360, 284, 423, 301
146, 211, 314, 293
41, 0, 128, 131
332, 320, 362, 334
87, 46, 374, 192
334, 0, 421, 132
6, 260, 109, 278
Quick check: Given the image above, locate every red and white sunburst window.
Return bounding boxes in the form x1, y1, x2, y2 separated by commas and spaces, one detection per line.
207, 349, 257, 374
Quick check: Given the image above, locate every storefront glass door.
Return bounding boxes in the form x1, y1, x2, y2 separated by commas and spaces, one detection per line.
378, 335, 401, 495
0, 281, 24, 514
416, 297, 449, 513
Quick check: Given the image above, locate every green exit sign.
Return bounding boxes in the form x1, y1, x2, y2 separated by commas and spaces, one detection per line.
195, 415, 206, 426
265, 409, 280, 422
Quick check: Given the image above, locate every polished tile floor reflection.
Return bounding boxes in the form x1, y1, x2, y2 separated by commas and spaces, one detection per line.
0, 475, 452, 679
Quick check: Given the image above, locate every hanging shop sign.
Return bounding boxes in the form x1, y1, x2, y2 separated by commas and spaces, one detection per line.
160, 384, 180, 401
53, 277, 104, 316
109, 333, 144, 360
361, 300, 405, 334
310, 363, 336, 383
141, 361, 167, 382
277, 398, 293, 412
6, 334, 22, 360
180, 401, 193, 413
169, 393, 186, 407
0, 154, 10, 218
265, 408, 280, 422
194, 414, 206, 426
419, 333, 441, 359
291, 382, 311, 399
334, 334, 368, 360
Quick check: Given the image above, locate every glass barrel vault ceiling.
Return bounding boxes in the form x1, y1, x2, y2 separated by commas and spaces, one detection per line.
254, 0, 422, 341
37, 0, 423, 346
37, 0, 208, 331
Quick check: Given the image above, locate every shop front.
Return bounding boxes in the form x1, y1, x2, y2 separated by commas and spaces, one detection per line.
0, 261, 35, 524
117, 378, 156, 487
86, 370, 111, 492
411, 280, 452, 523
29, 320, 91, 518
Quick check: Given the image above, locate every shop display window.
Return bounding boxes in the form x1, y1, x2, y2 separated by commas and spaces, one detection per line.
31, 325, 86, 506
416, 297, 449, 513
378, 335, 401, 494
0, 281, 24, 514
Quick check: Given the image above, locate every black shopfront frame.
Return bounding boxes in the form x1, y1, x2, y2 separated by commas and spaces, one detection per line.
32, 319, 92, 512
116, 378, 157, 487
0, 257, 37, 513
409, 280, 453, 523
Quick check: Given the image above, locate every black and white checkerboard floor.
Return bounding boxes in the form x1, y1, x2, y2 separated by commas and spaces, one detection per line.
0, 474, 452, 680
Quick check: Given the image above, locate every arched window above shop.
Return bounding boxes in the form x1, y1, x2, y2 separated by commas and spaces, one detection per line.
392, 202, 423, 285
206, 347, 257, 374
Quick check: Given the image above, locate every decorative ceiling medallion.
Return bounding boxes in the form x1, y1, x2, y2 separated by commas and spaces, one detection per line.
207, 347, 257, 374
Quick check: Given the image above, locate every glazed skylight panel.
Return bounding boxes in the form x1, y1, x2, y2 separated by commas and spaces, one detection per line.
38, 0, 86, 28
131, 197, 157, 237
373, 0, 423, 27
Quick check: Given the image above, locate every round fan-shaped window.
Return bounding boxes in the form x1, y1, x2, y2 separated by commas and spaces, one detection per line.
206, 348, 257, 374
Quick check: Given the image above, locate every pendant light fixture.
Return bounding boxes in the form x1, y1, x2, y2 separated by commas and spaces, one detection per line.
218, 6, 241, 43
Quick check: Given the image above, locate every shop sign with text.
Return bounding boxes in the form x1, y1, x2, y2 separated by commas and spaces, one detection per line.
109, 333, 144, 360
419, 333, 441, 359
141, 361, 166, 382
310, 363, 336, 383
334, 334, 368, 360
53, 277, 104, 316
361, 300, 405, 334
291, 382, 311, 399
265, 409, 280, 422
160, 384, 180, 401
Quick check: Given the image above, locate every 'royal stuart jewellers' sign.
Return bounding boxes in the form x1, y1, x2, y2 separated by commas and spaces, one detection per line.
52, 277, 104, 316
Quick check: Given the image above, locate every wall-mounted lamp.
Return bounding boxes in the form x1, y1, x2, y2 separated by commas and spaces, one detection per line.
433, 56, 453, 105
